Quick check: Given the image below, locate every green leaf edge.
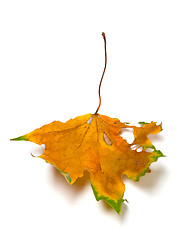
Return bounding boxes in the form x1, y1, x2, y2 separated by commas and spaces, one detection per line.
129, 145, 165, 182
138, 121, 149, 125
91, 182, 124, 214
55, 167, 71, 184
11, 129, 165, 212
10, 135, 28, 141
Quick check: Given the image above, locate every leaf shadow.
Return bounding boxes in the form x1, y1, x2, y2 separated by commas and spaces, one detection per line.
48, 167, 90, 202
48, 161, 167, 218
100, 199, 129, 222
148, 133, 165, 144
49, 166, 131, 219
123, 164, 167, 193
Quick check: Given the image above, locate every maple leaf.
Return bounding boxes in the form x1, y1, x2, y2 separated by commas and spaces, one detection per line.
11, 33, 164, 214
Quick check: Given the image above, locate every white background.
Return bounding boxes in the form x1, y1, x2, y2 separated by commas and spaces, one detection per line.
0, 0, 187, 239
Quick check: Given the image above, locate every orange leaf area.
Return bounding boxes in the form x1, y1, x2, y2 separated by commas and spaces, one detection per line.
12, 113, 164, 214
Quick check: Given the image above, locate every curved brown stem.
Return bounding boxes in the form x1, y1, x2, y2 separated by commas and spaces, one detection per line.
94, 32, 107, 114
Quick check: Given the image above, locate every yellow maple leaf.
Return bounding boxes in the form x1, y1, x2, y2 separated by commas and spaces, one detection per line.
11, 33, 164, 214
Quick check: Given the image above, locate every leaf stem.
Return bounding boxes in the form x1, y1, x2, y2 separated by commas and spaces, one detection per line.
94, 32, 107, 115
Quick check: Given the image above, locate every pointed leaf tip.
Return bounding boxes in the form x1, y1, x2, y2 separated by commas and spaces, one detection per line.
10, 135, 28, 141
91, 182, 124, 214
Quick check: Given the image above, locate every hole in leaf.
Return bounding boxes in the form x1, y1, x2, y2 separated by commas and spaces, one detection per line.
103, 133, 112, 146
121, 128, 134, 144
130, 144, 139, 150
136, 147, 143, 152
145, 148, 154, 153
87, 116, 93, 124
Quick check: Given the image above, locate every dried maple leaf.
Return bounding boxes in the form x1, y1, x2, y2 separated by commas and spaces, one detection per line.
11, 33, 164, 214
